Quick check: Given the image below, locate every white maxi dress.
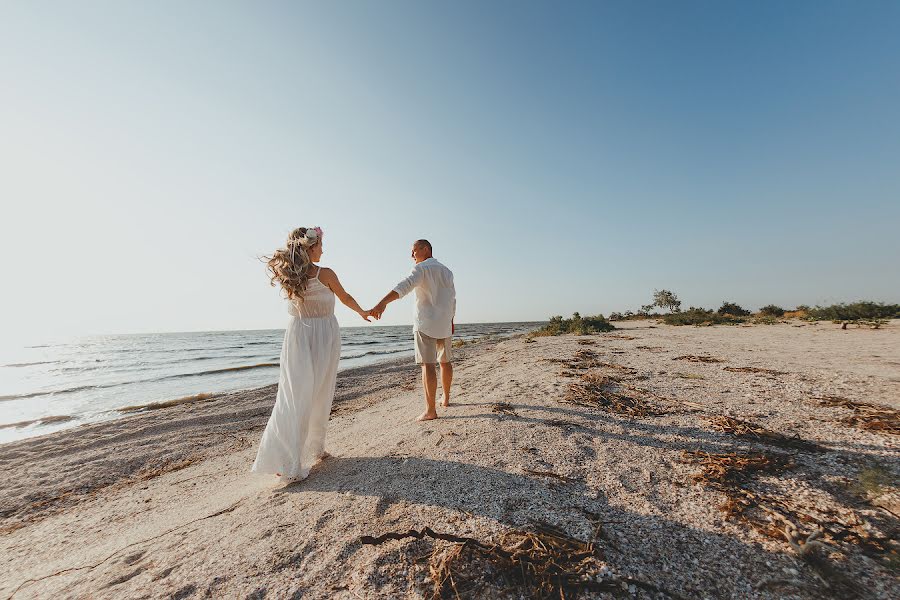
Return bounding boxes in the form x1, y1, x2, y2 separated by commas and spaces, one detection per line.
251, 268, 341, 480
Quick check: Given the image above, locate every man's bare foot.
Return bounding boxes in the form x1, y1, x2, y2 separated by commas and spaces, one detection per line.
441, 399, 450, 408
417, 411, 438, 421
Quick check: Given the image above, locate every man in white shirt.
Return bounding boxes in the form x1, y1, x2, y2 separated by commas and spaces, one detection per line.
371, 239, 456, 421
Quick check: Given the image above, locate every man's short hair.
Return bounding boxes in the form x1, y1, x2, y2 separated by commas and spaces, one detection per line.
414, 239, 432, 253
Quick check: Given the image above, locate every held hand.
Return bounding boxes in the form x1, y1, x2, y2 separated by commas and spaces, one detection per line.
360, 310, 372, 322
370, 303, 386, 320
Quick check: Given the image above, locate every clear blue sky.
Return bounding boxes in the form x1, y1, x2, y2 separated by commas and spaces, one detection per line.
1, 1, 898, 342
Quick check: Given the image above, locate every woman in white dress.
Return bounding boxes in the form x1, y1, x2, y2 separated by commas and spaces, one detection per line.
252, 226, 371, 483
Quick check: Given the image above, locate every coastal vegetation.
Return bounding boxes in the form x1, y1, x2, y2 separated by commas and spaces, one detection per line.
604, 294, 899, 328
530, 313, 615, 337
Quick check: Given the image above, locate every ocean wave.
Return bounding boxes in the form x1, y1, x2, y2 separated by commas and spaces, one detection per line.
117, 392, 219, 413
0, 414, 75, 430
0, 362, 281, 402
162, 363, 280, 379
343, 348, 410, 359
1, 360, 57, 368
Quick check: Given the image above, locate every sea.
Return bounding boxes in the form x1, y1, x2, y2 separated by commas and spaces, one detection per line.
0, 322, 540, 444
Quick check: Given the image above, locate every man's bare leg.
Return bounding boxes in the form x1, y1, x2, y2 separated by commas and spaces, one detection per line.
440, 362, 453, 407
418, 364, 438, 421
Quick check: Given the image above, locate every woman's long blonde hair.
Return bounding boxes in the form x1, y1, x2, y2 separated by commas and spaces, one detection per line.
266, 227, 321, 302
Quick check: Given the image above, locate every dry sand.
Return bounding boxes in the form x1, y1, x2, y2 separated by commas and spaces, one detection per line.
1, 321, 898, 599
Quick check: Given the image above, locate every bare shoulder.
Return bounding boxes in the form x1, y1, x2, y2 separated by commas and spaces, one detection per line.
318, 267, 338, 281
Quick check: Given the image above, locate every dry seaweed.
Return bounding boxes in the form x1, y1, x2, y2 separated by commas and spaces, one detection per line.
564, 373, 662, 417
816, 396, 900, 435
673, 355, 724, 363
681, 450, 793, 486
491, 402, 517, 416
705, 415, 825, 453
543, 348, 603, 372
603, 334, 637, 340
596, 362, 638, 375
576, 339, 597, 346
681, 451, 890, 597
723, 366, 787, 375
523, 469, 578, 484
361, 525, 686, 600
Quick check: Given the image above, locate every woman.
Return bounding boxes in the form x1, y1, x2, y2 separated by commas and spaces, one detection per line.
252, 226, 370, 483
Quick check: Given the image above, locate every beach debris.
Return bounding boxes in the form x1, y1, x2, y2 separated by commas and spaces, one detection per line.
603, 334, 637, 340
681, 450, 891, 596
704, 415, 826, 453
673, 372, 704, 380
360, 524, 685, 600
564, 372, 662, 417
576, 339, 597, 346
635, 345, 667, 352
815, 396, 899, 435
543, 348, 605, 373
523, 469, 578, 484
723, 366, 787, 375
681, 450, 792, 486
544, 418, 582, 431
524, 338, 536, 343
491, 402, 517, 416
782, 522, 827, 557
673, 355, 725, 363
595, 362, 638, 375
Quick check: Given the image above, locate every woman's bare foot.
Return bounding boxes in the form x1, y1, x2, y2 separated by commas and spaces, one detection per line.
417, 411, 438, 421
441, 398, 450, 408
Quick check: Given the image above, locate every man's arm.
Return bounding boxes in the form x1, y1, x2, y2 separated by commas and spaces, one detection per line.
370, 290, 399, 320
370, 264, 423, 319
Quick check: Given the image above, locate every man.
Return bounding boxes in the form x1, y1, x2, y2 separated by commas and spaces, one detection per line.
371, 239, 456, 421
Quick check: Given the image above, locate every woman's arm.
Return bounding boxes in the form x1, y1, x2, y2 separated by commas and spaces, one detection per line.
318, 268, 371, 321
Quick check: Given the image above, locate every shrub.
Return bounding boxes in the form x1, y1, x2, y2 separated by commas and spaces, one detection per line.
753, 315, 778, 325
795, 305, 810, 312
806, 301, 900, 322
662, 307, 743, 326
609, 312, 623, 321
531, 312, 615, 336
758, 305, 785, 317
718, 302, 751, 316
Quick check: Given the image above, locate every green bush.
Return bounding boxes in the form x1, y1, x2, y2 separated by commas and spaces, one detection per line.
718, 302, 751, 316
531, 312, 615, 336
662, 307, 744, 326
806, 301, 900, 322
753, 315, 778, 325
758, 305, 786, 317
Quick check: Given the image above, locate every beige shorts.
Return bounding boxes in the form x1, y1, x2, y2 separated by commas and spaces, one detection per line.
414, 330, 452, 365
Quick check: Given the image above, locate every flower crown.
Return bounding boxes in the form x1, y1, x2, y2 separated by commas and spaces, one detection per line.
289, 226, 323, 248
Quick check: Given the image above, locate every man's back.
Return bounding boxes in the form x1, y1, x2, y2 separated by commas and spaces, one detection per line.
393, 257, 455, 339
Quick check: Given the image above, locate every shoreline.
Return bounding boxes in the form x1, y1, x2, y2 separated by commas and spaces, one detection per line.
1, 322, 898, 598
0, 337, 503, 533
0, 324, 539, 445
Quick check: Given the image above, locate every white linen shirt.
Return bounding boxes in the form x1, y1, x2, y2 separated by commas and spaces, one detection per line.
392, 258, 456, 339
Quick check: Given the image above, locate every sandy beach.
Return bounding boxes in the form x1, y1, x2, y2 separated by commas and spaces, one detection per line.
1, 321, 898, 599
